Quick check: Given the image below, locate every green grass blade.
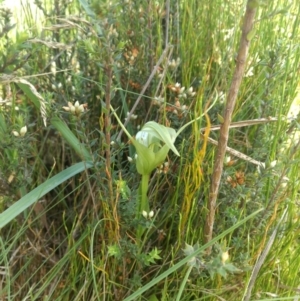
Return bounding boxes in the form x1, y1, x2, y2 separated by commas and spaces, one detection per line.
17, 82, 42, 110
51, 116, 92, 161
0, 161, 93, 228
16, 80, 47, 126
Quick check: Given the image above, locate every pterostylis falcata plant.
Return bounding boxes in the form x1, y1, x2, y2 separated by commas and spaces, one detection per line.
111, 99, 216, 242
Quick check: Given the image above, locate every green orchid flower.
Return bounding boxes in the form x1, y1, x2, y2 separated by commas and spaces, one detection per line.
134, 121, 179, 175
110, 108, 180, 241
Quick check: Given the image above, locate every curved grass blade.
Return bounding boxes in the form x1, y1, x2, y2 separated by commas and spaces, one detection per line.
51, 117, 92, 161
0, 162, 93, 228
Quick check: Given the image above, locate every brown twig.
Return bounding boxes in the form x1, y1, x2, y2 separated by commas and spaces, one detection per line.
116, 45, 172, 141
204, 0, 258, 253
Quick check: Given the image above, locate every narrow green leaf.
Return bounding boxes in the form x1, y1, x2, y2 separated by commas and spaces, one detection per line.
0, 162, 93, 229
16, 79, 47, 126
51, 117, 92, 161
17, 82, 41, 109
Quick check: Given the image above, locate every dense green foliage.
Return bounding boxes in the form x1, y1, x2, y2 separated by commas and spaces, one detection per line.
0, 0, 299, 300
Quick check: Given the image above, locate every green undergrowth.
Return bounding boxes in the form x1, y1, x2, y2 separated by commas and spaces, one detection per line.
0, 0, 300, 300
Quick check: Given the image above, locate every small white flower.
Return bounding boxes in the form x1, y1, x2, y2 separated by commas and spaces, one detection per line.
125, 112, 138, 121
168, 59, 176, 68
265, 292, 278, 298
20, 126, 27, 137
142, 210, 154, 219
187, 87, 194, 95
12, 130, 19, 137
63, 101, 85, 116
181, 105, 188, 111
257, 162, 266, 174
224, 156, 231, 164
245, 66, 254, 77
281, 176, 289, 188
221, 251, 229, 264
78, 104, 84, 113
50, 61, 56, 76
187, 87, 196, 97
127, 156, 133, 163
168, 58, 180, 69
270, 160, 277, 168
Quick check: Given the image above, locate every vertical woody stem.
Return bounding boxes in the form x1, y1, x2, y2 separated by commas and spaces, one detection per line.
204, 0, 258, 253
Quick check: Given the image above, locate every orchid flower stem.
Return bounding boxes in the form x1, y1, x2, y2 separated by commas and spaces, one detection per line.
137, 173, 150, 242
140, 173, 150, 213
